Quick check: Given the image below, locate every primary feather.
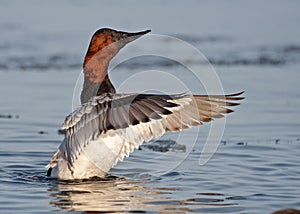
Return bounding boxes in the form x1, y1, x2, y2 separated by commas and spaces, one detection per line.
47, 92, 244, 180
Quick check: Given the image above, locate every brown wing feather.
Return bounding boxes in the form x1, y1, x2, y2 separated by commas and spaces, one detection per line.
48, 92, 244, 170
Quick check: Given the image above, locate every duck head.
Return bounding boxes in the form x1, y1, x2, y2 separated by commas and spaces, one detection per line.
83, 28, 150, 82
81, 28, 150, 103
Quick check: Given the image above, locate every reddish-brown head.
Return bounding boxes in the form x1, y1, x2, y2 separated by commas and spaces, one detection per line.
83, 28, 150, 83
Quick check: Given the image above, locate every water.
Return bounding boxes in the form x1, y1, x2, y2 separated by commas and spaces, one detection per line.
1, 1, 300, 213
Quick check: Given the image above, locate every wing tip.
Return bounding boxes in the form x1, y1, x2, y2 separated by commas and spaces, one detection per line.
226, 91, 245, 100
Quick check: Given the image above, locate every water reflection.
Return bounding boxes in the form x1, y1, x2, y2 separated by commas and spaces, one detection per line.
49, 176, 175, 212
48, 176, 239, 213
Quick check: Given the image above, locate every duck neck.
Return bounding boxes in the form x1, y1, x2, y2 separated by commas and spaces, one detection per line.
81, 56, 116, 104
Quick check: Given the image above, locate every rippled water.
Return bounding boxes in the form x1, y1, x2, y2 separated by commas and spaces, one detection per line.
1, 1, 300, 213
1, 138, 299, 213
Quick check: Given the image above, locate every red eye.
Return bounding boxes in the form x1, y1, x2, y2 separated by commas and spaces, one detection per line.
106, 35, 111, 40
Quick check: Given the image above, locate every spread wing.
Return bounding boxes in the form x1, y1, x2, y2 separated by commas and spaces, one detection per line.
48, 92, 244, 170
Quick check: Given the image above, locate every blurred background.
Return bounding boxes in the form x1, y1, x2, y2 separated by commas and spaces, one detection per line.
0, 0, 299, 213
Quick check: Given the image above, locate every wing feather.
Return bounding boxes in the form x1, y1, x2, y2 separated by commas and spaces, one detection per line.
47, 92, 244, 171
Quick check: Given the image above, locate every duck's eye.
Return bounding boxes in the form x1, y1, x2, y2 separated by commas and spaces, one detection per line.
106, 35, 111, 40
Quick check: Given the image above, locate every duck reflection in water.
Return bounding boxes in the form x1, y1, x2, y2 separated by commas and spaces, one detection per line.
48, 176, 180, 213
48, 176, 241, 213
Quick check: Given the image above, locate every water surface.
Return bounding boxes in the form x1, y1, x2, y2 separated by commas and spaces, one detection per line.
0, 1, 300, 213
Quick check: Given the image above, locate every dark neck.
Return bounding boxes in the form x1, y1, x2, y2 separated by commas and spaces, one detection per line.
96, 76, 116, 95
81, 74, 116, 104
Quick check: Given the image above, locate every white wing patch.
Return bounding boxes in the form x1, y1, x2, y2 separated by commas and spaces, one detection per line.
47, 92, 244, 178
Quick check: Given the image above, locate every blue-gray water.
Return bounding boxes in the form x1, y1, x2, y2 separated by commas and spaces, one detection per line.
0, 1, 300, 213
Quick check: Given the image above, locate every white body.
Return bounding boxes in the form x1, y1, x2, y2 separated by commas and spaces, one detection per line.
47, 93, 243, 180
